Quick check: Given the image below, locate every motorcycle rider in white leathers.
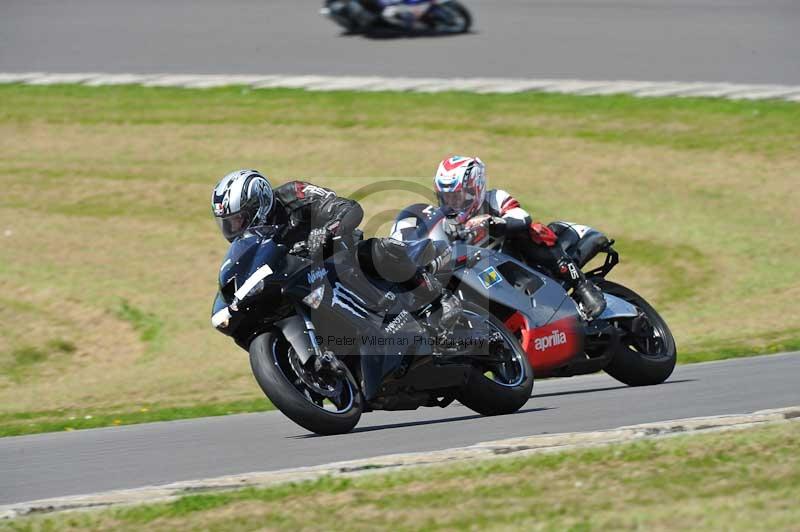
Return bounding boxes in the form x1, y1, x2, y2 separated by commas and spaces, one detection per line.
392, 156, 608, 319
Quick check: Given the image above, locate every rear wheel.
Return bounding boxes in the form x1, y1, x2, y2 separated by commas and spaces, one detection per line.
249, 331, 362, 435
597, 280, 677, 386
457, 303, 534, 415
427, 2, 472, 34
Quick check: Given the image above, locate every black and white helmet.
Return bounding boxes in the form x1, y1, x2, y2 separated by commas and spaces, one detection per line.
211, 169, 274, 242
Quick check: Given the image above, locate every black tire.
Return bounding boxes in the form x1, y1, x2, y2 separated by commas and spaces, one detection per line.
430, 2, 472, 34
449, 2, 472, 33
596, 280, 677, 386
457, 303, 534, 416
249, 331, 362, 435
325, 1, 361, 33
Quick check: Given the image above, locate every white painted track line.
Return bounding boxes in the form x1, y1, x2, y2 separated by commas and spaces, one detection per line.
2, 73, 799, 102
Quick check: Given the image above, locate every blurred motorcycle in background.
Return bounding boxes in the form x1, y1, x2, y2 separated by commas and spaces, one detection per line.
321, 0, 472, 35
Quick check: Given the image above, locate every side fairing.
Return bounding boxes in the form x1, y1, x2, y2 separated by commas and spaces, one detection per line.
451, 245, 570, 328
512, 296, 583, 373
451, 245, 584, 372
300, 254, 435, 401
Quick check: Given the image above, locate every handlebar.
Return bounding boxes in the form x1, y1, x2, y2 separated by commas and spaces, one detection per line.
456, 227, 477, 241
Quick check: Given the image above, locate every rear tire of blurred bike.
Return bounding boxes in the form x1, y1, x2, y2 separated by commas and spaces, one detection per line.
428, 1, 472, 34
250, 330, 362, 435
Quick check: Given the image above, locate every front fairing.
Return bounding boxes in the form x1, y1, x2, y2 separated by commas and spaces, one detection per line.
218, 226, 286, 304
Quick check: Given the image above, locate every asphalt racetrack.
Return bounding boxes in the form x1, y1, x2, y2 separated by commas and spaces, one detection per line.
1, 0, 798, 84
1, 353, 799, 505
2, 0, 799, 510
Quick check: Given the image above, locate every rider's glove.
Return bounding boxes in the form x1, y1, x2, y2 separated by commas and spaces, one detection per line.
463, 214, 492, 243
529, 222, 558, 247
306, 227, 329, 256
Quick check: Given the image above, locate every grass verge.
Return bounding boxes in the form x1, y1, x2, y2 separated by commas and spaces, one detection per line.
4, 421, 799, 530
0, 398, 272, 438
0, 84, 798, 436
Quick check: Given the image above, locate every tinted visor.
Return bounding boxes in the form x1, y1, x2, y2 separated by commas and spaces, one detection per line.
437, 189, 474, 215
216, 211, 253, 242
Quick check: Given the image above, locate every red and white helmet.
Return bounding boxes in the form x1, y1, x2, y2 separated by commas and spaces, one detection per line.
433, 156, 487, 223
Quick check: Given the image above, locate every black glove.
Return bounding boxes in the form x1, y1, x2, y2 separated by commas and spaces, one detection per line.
487, 217, 507, 237
306, 227, 329, 256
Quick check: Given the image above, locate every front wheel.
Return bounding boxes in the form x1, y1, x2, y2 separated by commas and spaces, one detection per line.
597, 280, 677, 386
249, 331, 362, 435
324, 1, 363, 33
457, 303, 534, 416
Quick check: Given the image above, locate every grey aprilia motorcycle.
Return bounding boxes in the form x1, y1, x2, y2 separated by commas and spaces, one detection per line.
392, 205, 677, 386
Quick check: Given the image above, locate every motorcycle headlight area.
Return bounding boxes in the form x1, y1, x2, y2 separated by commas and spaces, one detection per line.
302, 285, 326, 309
233, 265, 273, 301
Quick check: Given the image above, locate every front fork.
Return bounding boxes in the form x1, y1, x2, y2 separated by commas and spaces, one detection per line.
275, 305, 322, 366
294, 304, 347, 376
297, 304, 322, 355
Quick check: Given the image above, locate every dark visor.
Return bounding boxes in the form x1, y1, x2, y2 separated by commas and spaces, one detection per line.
216, 211, 253, 242
437, 189, 473, 213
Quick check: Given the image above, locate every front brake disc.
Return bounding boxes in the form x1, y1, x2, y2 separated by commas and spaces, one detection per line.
288, 349, 342, 399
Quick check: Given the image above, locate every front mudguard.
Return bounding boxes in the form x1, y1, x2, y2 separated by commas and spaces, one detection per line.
274, 314, 317, 365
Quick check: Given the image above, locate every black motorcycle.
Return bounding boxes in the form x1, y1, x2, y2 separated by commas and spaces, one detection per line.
392, 205, 677, 386
212, 226, 532, 435
321, 0, 472, 35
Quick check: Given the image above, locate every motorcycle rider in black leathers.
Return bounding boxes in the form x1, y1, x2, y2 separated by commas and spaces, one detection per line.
210, 169, 460, 334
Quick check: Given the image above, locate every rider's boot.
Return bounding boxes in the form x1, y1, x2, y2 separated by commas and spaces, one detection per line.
407, 270, 462, 334
573, 279, 606, 319
556, 256, 606, 319
438, 290, 462, 332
